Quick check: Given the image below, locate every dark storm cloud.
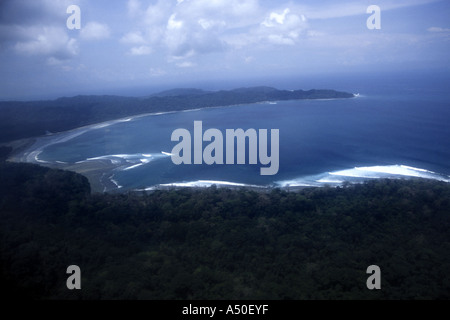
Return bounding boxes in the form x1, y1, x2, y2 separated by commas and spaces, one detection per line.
0, 0, 65, 26
0, 0, 78, 59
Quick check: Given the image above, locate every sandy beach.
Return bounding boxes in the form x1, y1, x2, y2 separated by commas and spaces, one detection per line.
3, 117, 142, 193
7, 143, 120, 193
3, 104, 279, 194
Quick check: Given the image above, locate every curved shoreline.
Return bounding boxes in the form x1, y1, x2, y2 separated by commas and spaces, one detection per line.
5, 99, 305, 193
6, 93, 358, 163
7, 94, 449, 194
5, 103, 279, 193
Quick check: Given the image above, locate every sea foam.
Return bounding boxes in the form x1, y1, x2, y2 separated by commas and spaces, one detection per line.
82, 152, 171, 171
276, 165, 450, 187
138, 180, 265, 191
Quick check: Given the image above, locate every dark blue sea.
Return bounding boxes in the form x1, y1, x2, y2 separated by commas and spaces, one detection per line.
37, 72, 450, 191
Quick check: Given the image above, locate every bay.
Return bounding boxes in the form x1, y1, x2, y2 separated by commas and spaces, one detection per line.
36, 74, 450, 191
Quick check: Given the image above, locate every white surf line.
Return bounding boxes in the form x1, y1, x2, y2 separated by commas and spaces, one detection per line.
99, 172, 123, 192
276, 164, 450, 187
22, 129, 91, 164
157, 180, 265, 189
18, 115, 146, 164
110, 176, 123, 189
122, 163, 145, 171
161, 151, 173, 156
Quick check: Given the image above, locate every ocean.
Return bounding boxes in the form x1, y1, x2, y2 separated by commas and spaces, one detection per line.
34, 72, 450, 192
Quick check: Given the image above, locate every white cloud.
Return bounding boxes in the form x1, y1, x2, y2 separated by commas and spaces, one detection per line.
123, 0, 436, 69
266, 34, 295, 46
167, 14, 184, 30
143, 0, 172, 26
183, 0, 259, 18
127, 0, 142, 17
307, 30, 325, 37
46, 57, 63, 66
198, 19, 226, 30
176, 61, 196, 68
256, 8, 308, 46
41, 0, 81, 17
262, 8, 291, 27
0, 0, 82, 61
121, 0, 308, 63
121, 32, 146, 45
427, 27, 450, 33
14, 26, 78, 59
149, 67, 167, 77
164, 12, 226, 59
293, 0, 441, 20
130, 46, 153, 56
80, 22, 111, 41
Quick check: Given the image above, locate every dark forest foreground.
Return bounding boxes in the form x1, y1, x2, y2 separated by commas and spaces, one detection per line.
1, 161, 449, 300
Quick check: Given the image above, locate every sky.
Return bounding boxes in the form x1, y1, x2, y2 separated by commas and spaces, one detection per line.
0, 0, 449, 100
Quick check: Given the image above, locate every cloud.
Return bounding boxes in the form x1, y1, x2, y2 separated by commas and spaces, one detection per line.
121, 32, 146, 45
258, 8, 307, 45
0, 0, 77, 25
164, 13, 227, 59
294, 0, 441, 20
149, 67, 167, 77
80, 22, 111, 41
14, 26, 78, 59
176, 61, 196, 68
129, 46, 153, 56
244, 56, 254, 63
142, 0, 173, 26
0, 0, 80, 60
262, 8, 291, 27
127, 0, 142, 17
198, 19, 226, 30
427, 27, 450, 33
122, 0, 309, 63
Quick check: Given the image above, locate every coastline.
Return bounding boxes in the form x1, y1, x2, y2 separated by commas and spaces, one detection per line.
4, 117, 142, 193
6, 148, 119, 193
4, 94, 360, 194
4, 102, 285, 193
6, 92, 450, 194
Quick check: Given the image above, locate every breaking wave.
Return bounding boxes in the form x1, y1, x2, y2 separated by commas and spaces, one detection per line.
276, 165, 450, 188
78, 152, 171, 171
139, 180, 266, 191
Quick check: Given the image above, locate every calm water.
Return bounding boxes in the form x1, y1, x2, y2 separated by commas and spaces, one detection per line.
39, 73, 450, 191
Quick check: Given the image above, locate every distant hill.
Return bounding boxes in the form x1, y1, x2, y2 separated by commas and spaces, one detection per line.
150, 88, 209, 97
0, 87, 355, 143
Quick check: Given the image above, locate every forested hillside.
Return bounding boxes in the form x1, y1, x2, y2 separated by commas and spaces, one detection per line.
1, 161, 449, 300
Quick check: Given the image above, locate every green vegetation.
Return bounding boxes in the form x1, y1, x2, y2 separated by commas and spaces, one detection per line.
1, 161, 449, 300
0, 87, 354, 143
